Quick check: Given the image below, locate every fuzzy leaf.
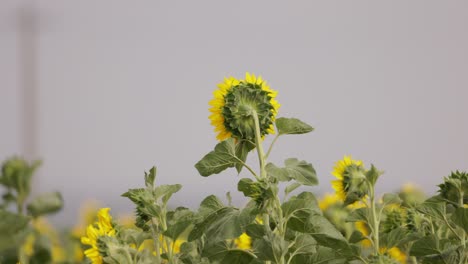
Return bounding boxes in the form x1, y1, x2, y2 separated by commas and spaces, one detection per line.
267, 159, 318, 186
195, 139, 239, 176
276, 117, 314, 135
154, 184, 182, 205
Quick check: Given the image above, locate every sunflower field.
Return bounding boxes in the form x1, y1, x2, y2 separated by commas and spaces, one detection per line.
1, 73, 467, 264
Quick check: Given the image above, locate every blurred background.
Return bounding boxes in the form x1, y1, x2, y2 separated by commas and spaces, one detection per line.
1, 1, 467, 226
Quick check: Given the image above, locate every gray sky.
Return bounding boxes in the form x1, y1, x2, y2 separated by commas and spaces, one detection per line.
1, 1, 467, 225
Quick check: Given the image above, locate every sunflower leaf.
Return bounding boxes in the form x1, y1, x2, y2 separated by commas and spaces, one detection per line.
451, 207, 468, 233
276, 117, 314, 135
235, 140, 255, 174
195, 138, 239, 177
267, 159, 318, 186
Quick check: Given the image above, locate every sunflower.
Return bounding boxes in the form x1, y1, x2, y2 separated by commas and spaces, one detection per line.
380, 247, 407, 263
331, 156, 367, 204
209, 72, 280, 141
81, 208, 116, 264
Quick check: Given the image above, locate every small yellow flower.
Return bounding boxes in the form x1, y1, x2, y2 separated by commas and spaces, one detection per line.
81, 208, 116, 264
209, 72, 280, 141
331, 156, 366, 202
234, 233, 252, 250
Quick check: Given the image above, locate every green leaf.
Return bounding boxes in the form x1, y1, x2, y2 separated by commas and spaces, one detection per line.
195, 138, 240, 176
380, 227, 406, 248
245, 224, 265, 239
345, 208, 369, 223
189, 202, 255, 241
164, 208, 194, 240
417, 200, 446, 220
282, 192, 321, 222
26, 191, 63, 217
267, 159, 318, 186
349, 230, 366, 244
120, 228, 152, 248
221, 250, 255, 264
202, 241, 256, 263
154, 184, 182, 205
305, 214, 349, 250
382, 193, 402, 205
290, 246, 347, 264
289, 234, 317, 256
451, 207, 468, 233
199, 195, 224, 214
238, 178, 263, 198
284, 182, 302, 196
0, 209, 30, 251
144, 166, 157, 188
265, 163, 290, 182
253, 233, 288, 262
275, 117, 314, 135
234, 140, 255, 174
410, 235, 440, 256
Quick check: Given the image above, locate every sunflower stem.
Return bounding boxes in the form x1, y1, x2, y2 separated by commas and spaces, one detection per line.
368, 184, 380, 256
252, 111, 267, 179
265, 134, 280, 160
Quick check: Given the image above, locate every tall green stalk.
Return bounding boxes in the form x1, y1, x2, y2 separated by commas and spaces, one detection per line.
252, 110, 285, 264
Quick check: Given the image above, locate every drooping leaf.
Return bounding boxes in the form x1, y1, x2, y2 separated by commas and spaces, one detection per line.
195, 139, 240, 176
275, 117, 314, 135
